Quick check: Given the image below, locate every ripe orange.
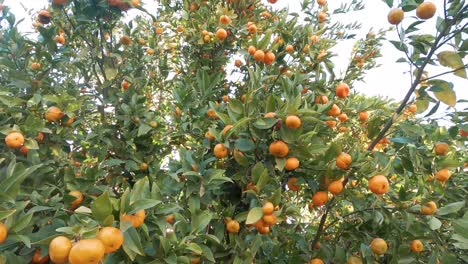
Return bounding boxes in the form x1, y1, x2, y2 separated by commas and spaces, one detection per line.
370, 238, 388, 255
262, 202, 274, 215
420, 201, 437, 215
32, 249, 49, 264
327, 104, 341, 117
219, 15, 231, 24
5, 131, 25, 148
434, 142, 449, 156
335, 83, 350, 98
257, 225, 270, 234
460, 130, 468, 137
311, 258, 324, 264
68, 238, 105, 264
55, 35, 66, 44
347, 256, 363, 264
435, 168, 451, 182
96, 227, 124, 253
328, 180, 344, 195
312, 191, 328, 207
121, 210, 146, 228
64, 116, 75, 126
226, 219, 240, 233
324, 120, 337, 128
190, 257, 201, 264
338, 113, 348, 122
38, 10, 51, 24
264, 51, 276, 65
338, 126, 347, 133
207, 108, 218, 119
248, 24, 258, 34
315, 95, 329, 104
253, 50, 265, 62
262, 214, 277, 225
368, 175, 389, 195
222, 125, 233, 136
336, 152, 352, 169
317, 0, 327, 6
358, 111, 369, 122
269, 141, 289, 158
166, 214, 175, 224
53, 0, 69, 5
387, 9, 404, 25
216, 28, 228, 41
69, 190, 83, 209
45, 106, 64, 122
205, 131, 215, 141
120, 35, 132, 45
285, 44, 294, 53
410, 239, 424, 253
234, 60, 242, 68
317, 11, 327, 23
19, 146, 29, 155
264, 112, 276, 118
285, 115, 301, 129
146, 48, 155, 55
49, 236, 72, 264
416, 2, 436, 20
121, 80, 131, 90
248, 46, 257, 55
214, 143, 229, 158
287, 177, 301, 191
0, 223, 7, 244
407, 104, 417, 113
285, 157, 300, 171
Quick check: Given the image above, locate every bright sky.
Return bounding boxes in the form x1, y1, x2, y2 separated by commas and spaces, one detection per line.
4, 0, 467, 117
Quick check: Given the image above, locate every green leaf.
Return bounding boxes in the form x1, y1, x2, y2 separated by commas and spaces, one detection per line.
437, 51, 467, 78
186, 243, 203, 255
91, 191, 113, 222
0, 209, 16, 221
122, 227, 145, 260
246, 207, 263, 225
253, 118, 277, 129
127, 199, 161, 215
191, 211, 212, 234
429, 80, 457, 107
10, 213, 33, 233
428, 216, 442, 230
235, 138, 255, 152
437, 201, 465, 216
137, 124, 152, 137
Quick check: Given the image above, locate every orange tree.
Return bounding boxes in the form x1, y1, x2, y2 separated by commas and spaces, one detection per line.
0, 0, 467, 263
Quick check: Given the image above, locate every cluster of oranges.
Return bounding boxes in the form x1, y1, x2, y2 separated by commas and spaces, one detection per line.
248, 45, 276, 65
48, 226, 124, 264
388, 1, 436, 25
253, 202, 278, 234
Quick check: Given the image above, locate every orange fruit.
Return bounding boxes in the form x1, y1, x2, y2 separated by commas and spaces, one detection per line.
146, 48, 155, 55
416, 2, 436, 20
335, 83, 350, 98
166, 214, 175, 224
5, 131, 25, 148
287, 177, 301, 191
248, 45, 257, 55
370, 238, 388, 255
32, 249, 49, 264
216, 28, 228, 41
328, 180, 344, 195
460, 130, 468, 137
120, 35, 132, 45
285, 44, 294, 53
69, 190, 83, 209
96, 226, 124, 253
257, 225, 270, 234
317, 0, 327, 6
68, 238, 105, 264
318, 11, 327, 23
219, 15, 231, 24
262, 202, 274, 215
207, 108, 218, 119
358, 111, 369, 122
327, 104, 341, 117
338, 113, 348, 122
407, 104, 417, 113
336, 152, 352, 169
264, 112, 276, 118
312, 191, 328, 207
420, 201, 437, 215
45, 106, 64, 122
253, 50, 265, 62
38, 10, 51, 24
325, 120, 337, 128
55, 35, 66, 44
121, 80, 131, 90
121, 210, 146, 228
347, 256, 363, 264
368, 175, 389, 195
435, 168, 451, 182
315, 95, 329, 104
49, 236, 72, 264
264, 51, 276, 65
19, 146, 29, 155
410, 239, 424, 253
205, 131, 215, 141
269, 141, 289, 158
234, 60, 242, 67
387, 9, 404, 25
262, 214, 277, 225
0, 223, 7, 244
311, 259, 324, 264
31, 62, 41, 71
285, 157, 300, 171
434, 142, 449, 156
214, 143, 229, 158
248, 24, 258, 34
64, 116, 75, 126
222, 125, 233, 136
285, 115, 301, 129
53, 0, 69, 5
338, 126, 347, 133
226, 219, 240, 233
190, 257, 201, 264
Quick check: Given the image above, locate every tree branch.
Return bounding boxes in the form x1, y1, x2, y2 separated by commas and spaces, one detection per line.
420, 64, 468, 82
